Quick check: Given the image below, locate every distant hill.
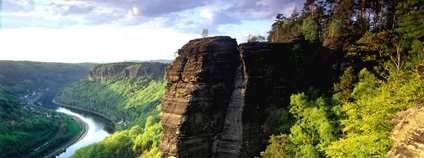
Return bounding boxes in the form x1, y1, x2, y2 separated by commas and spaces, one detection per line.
142, 59, 173, 63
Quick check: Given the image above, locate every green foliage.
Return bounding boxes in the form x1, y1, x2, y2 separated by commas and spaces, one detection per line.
56, 62, 168, 157
333, 67, 356, 103
71, 114, 162, 158
201, 28, 209, 38
325, 20, 341, 40
261, 134, 291, 158
325, 69, 424, 157
267, 9, 302, 42
0, 61, 95, 158
262, 89, 338, 157
301, 17, 319, 42
0, 106, 61, 157
0, 61, 96, 96
395, 0, 424, 40
56, 62, 168, 129
263, 0, 424, 157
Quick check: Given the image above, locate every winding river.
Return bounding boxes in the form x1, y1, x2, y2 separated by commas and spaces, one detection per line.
37, 93, 115, 157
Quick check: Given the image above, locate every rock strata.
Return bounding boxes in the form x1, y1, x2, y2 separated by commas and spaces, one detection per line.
160, 36, 240, 157
160, 37, 296, 157
386, 104, 424, 158
87, 62, 167, 80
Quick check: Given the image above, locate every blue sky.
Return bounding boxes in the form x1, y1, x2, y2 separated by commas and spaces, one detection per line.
0, 0, 302, 63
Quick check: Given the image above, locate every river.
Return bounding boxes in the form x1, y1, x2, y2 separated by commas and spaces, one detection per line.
36, 93, 115, 158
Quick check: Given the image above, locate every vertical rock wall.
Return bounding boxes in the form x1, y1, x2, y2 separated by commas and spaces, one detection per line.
160, 36, 295, 157
386, 104, 424, 158
237, 43, 292, 157
160, 36, 240, 157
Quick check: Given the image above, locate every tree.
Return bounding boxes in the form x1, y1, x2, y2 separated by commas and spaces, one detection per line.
301, 16, 318, 42
245, 34, 265, 42
394, 0, 424, 70
262, 89, 337, 157
201, 28, 209, 38
261, 134, 292, 158
326, 68, 424, 157
323, 19, 342, 47
334, 0, 355, 33
333, 67, 356, 103
267, 10, 303, 42
303, 0, 315, 17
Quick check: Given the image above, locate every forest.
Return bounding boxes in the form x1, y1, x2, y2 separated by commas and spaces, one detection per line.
0, 61, 95, 157
54, 62, 167, 157
260, 0, 424, 157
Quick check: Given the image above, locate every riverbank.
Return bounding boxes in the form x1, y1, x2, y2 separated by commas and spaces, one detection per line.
43, 115, 89, 158
52, 99, 117, 130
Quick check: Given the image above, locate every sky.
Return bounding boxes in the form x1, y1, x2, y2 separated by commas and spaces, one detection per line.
0, 0, 302, 63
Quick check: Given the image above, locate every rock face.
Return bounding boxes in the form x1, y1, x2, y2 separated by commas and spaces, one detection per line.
87, 62, 168, 80
160, 36, 296, 157
160, 36, 240, 157
386, 104, 424, 158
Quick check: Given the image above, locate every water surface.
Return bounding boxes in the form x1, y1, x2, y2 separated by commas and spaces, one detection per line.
55, 108, 111, 158
37, 93, 114, 157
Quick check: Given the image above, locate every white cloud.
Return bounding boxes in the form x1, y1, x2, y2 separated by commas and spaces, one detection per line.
0, 0, 305, 62
0, 25, 198, 62
201, 9, 213, 19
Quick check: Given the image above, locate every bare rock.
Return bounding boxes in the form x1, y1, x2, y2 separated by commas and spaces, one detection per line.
160, 38, 296, 157
160, 36, 240, 158
386, 104, 424, 158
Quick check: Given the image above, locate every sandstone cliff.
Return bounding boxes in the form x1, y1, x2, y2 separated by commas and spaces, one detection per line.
386, 104, 424, 158
160, 36, 302, 157
87, 62, 167, 80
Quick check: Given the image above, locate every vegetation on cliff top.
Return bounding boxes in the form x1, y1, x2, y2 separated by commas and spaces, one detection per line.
55, 62, 168, 157
262, 0, 424, 157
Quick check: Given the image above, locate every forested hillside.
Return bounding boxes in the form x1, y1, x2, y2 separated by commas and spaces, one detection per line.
0, 61, 96, 96
261, 0, 424, 157
0, 61, 96, 158
54, 62, 168, 157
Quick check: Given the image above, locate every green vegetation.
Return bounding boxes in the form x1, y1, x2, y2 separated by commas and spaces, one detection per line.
261, 0, 424, 157
0, 61, 96, 96
28, 114, 82, 157
201, 28, 209, 38
55, 62, 168, 129
0, 94, 60, 157
63, 115, 81, 138
71, 114, 162, 158
0, 60, 95, 158
54, 62, 168, 157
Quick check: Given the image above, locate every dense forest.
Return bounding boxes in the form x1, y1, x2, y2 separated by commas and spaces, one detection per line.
0, 61, 96, 157
54, 62, 167, 157
0, 61, 96, 96
260, 0, 424, 157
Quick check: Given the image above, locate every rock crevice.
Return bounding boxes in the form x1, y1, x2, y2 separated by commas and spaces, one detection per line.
160, 36, 295, 157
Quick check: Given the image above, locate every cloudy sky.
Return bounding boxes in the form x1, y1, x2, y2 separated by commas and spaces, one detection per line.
0, 0, 302, 63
